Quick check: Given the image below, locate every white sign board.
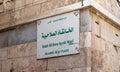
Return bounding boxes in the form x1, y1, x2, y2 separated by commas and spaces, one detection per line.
37, 11, 80, 59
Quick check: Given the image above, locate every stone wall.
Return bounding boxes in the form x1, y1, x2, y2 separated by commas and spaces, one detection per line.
0, 0, 120, 72
95, 0, 120, 19
0, 42, 91, 72
0, 8, 92, 72
91, 11, 120, 72
0, 22, 37, 48
0, 0, 82, 30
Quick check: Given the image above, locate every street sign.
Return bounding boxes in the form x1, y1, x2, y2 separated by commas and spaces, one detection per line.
37, 10, 80, 59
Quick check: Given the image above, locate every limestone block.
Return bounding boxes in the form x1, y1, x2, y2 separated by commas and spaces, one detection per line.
0, 4, 4, 13
47, 48, 90, 70
91, 12, 100, 37
0, 13, 11, 30
92, 35, 119, 72
0, 31, 8, 48
14, 10, 21, 20
2, 60, 12, 72
8, 42, 37, 58
7, 45, 18, 59
0, 48, 7, 60
3, 1, 15, 11
21, 4, 41, 20
92, 35, 106, 51
17, 43, 29, 57
16, 42, 36, 57
0, 13, 10, 25
80, 32, 91, 48
15, 0, 25, 9
15, 22, 36, 44
13, 57, 29, 72
100, 18, 120, 46
95, 0, 120, 18
41, 0, 65, 14
9, 10, 21, 26
80, 9, 91, 32
0, 23, 10, 30
8, 22, 37, 46
28, 56, 47, 72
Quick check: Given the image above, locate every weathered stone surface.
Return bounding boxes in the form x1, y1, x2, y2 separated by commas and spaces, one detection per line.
91, 12, 120, 47
16, 22, 36, 44
91, 12, 100, 37
16, 42, 37, 57
41, 0, 82, 14
7, 45, 18, 59
100, 17, 120, 47
8, 42, 37, 58
11, 56, 47, 72
80, 9, 91, 32
8, 29, 18, 46
41, 0, 65, 13
28, 56, 47, 72
92, 35, 119, 72
47, 48, 90, 70
12, 10, 21, 21
0, 0, 83, 30
21, 4, 41, 20
95, 0, 120, 19
0, 23, 10, 30
0, 4, 4, 13
13, 57, 29, 72
80, 32, 91, 48
0, 13, 10, 26
0, 48, 7, 60
8, 22, 37, 46
4, 1, 15, 11
1, 60, 12, 72
0, 32, 8, 48
15, 0, 25, 9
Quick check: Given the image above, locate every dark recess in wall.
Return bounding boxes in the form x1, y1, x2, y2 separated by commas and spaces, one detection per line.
0, 22, 37, 48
